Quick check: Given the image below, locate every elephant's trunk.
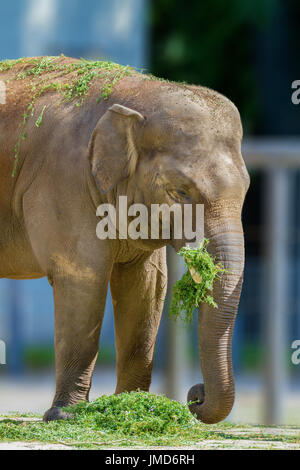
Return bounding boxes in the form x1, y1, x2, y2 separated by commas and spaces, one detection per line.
188, 210, 244, 424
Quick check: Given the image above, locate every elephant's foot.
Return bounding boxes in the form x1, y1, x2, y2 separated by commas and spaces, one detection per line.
43, 406, 73, 422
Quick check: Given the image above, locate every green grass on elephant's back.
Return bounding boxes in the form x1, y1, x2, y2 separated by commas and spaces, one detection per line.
1, 392, 299, 449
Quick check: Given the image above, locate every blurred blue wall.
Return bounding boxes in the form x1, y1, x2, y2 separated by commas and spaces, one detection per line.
0, 0, 148, 67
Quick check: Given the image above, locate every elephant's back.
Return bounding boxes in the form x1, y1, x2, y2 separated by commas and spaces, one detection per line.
0, 55, 212, 182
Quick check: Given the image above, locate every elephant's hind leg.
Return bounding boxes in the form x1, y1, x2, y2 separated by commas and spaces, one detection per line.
110, 248, 167, 393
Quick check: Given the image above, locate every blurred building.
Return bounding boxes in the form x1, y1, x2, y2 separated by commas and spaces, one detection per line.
0, 0, 148, 66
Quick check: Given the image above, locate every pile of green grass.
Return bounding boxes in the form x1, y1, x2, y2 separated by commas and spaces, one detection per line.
0, 392, 300, 449
64, 391, 197, 436
1, 392, 299, 449
0, 392, 211, 448
169, 239, 225, 323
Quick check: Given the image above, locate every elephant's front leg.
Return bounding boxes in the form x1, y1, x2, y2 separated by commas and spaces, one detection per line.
43, 274, 109, 422
110, 248, 167, 393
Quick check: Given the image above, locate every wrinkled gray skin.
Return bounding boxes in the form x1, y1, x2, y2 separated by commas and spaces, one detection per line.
0, 61, 249, 423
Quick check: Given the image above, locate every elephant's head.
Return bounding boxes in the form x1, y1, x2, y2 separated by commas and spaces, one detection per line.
88, 85, 250, 423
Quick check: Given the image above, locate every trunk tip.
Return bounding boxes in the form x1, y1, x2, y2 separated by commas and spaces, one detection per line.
187, 383, 233, 424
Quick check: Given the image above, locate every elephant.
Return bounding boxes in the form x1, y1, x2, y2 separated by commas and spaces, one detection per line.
0, 56, 249, 423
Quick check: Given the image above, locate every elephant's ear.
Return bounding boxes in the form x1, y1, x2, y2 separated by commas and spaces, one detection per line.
88, 104, 145, 193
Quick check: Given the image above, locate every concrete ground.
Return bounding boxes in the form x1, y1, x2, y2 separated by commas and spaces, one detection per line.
0, 442, 72, 450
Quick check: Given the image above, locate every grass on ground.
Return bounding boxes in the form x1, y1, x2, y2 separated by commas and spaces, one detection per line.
0, 391, 299, 449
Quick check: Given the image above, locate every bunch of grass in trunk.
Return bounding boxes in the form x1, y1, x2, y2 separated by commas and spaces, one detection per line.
169, 239, 225, 323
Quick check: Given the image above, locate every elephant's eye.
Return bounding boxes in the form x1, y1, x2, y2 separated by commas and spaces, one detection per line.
167, 188, 190, 202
